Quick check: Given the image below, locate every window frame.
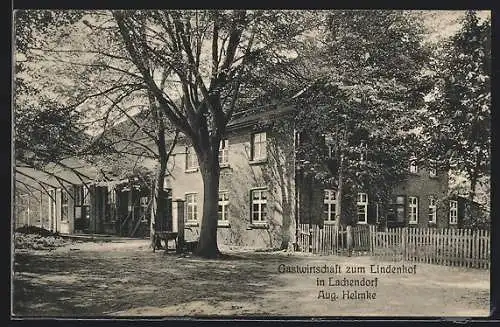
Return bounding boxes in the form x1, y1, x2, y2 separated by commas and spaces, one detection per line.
357, 192, 368, 224
61, 190, 69, 222
409, 159, 418, 174
408, 196, 419, 224
250, 188, 268, 225
185, 193, 198, 225
218, 191, 230, 226
218, 139, 229, 167
394, 195, 406, 223
323, 189, 338, 224
251, 132, 267, 161
449, 200, 458, 225
428, 196, 437, 224
186, 146, 199, 171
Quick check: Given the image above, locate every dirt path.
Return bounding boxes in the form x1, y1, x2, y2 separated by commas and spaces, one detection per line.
13, 239, 490, 317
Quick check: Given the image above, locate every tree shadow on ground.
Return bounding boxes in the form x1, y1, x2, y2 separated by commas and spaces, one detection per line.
13, 248, 308, 317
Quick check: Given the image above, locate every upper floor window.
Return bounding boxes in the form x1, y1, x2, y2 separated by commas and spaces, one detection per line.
186, 146, 198, 170
428, 196, 437, 223
185, 193, 198, 223
323, 189, 337, 223
357, 193, 368, 224
219, 139, 229, 166
251, 188, 267, 224
251, 132, 267, 161
449, 200, 458, 225
409, 159, 418, 174
408, 196, 418, 224
218, 191, 230, 225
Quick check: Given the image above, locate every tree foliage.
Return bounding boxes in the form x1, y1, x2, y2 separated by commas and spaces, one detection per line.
422, 11, 491, 202
291, 10, 431, 218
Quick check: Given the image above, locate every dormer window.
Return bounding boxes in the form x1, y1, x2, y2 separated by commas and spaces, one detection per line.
429, 160, 437, 178
409, 157, 418, 174
219, 139, 229, 166
251, 132, 267, 161
186, 146, 198, 171
359, 142, 367, 163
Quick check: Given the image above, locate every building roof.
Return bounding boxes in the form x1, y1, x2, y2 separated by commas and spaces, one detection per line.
15, 102, 297, 195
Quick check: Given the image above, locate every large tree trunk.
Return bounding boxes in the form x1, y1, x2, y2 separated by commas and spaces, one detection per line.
194, 149, 222, 258
150, 156, 167, 249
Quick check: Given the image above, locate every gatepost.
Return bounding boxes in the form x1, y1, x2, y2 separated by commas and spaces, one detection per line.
172, 199, 185, 253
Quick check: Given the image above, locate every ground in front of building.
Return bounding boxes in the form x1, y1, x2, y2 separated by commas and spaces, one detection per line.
12, 239, 490, 317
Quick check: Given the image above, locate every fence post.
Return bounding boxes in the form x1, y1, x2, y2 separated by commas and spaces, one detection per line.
309, 223, 312, 253
402, 227, 407, 262
369, 225, 374, 255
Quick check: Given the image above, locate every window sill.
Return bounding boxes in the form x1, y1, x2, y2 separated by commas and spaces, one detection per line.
248, 223, 269, 229
408, 221, 418, 225
220, 164, 231, 169
185, 221, 199, 227
357, 221, 368, 225
217, 222, 231, 228
249, 159, 267, 165
324, 220, 337, 225
185, 168, 199, 173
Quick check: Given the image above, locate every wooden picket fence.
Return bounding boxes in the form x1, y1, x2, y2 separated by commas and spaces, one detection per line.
298, 224, 371, 255
297, 224, 490, 269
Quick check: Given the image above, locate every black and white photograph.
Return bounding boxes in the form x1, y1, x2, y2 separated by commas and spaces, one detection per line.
12, 9, 491, 317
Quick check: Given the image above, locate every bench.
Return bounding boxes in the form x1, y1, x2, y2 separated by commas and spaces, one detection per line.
152, 231, 178, 252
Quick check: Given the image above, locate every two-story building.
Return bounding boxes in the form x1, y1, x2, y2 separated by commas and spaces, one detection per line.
15, 104, 485, 249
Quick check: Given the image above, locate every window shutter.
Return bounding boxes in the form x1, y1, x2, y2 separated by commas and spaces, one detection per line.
367, 202, 376, 224
250, 134, 254, 160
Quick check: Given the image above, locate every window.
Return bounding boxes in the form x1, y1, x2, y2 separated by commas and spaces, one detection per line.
186, 146, 198, 170
449, 200, 458, 225
395, 195, 405, 223
107, 188, 116, 222
251, 188, 267, 224
49, 189, 56, 229
218, 192, 229, 225
74, 186, 83, 223
61, 190, 69, 221
409, 159, 418, 174
185, 193, 198, 223
408, 196, 418, 224
429, 160, 437, 177
140, 196, 149, 222
83, 186, 90, 206
219, 139, 229, 166
324, 133, 335, 158
324, 189, 337, 223
74, 186, 83, 206
251, 132, 267, 161
428, 196, 437, 223
357, 193, 368, 224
